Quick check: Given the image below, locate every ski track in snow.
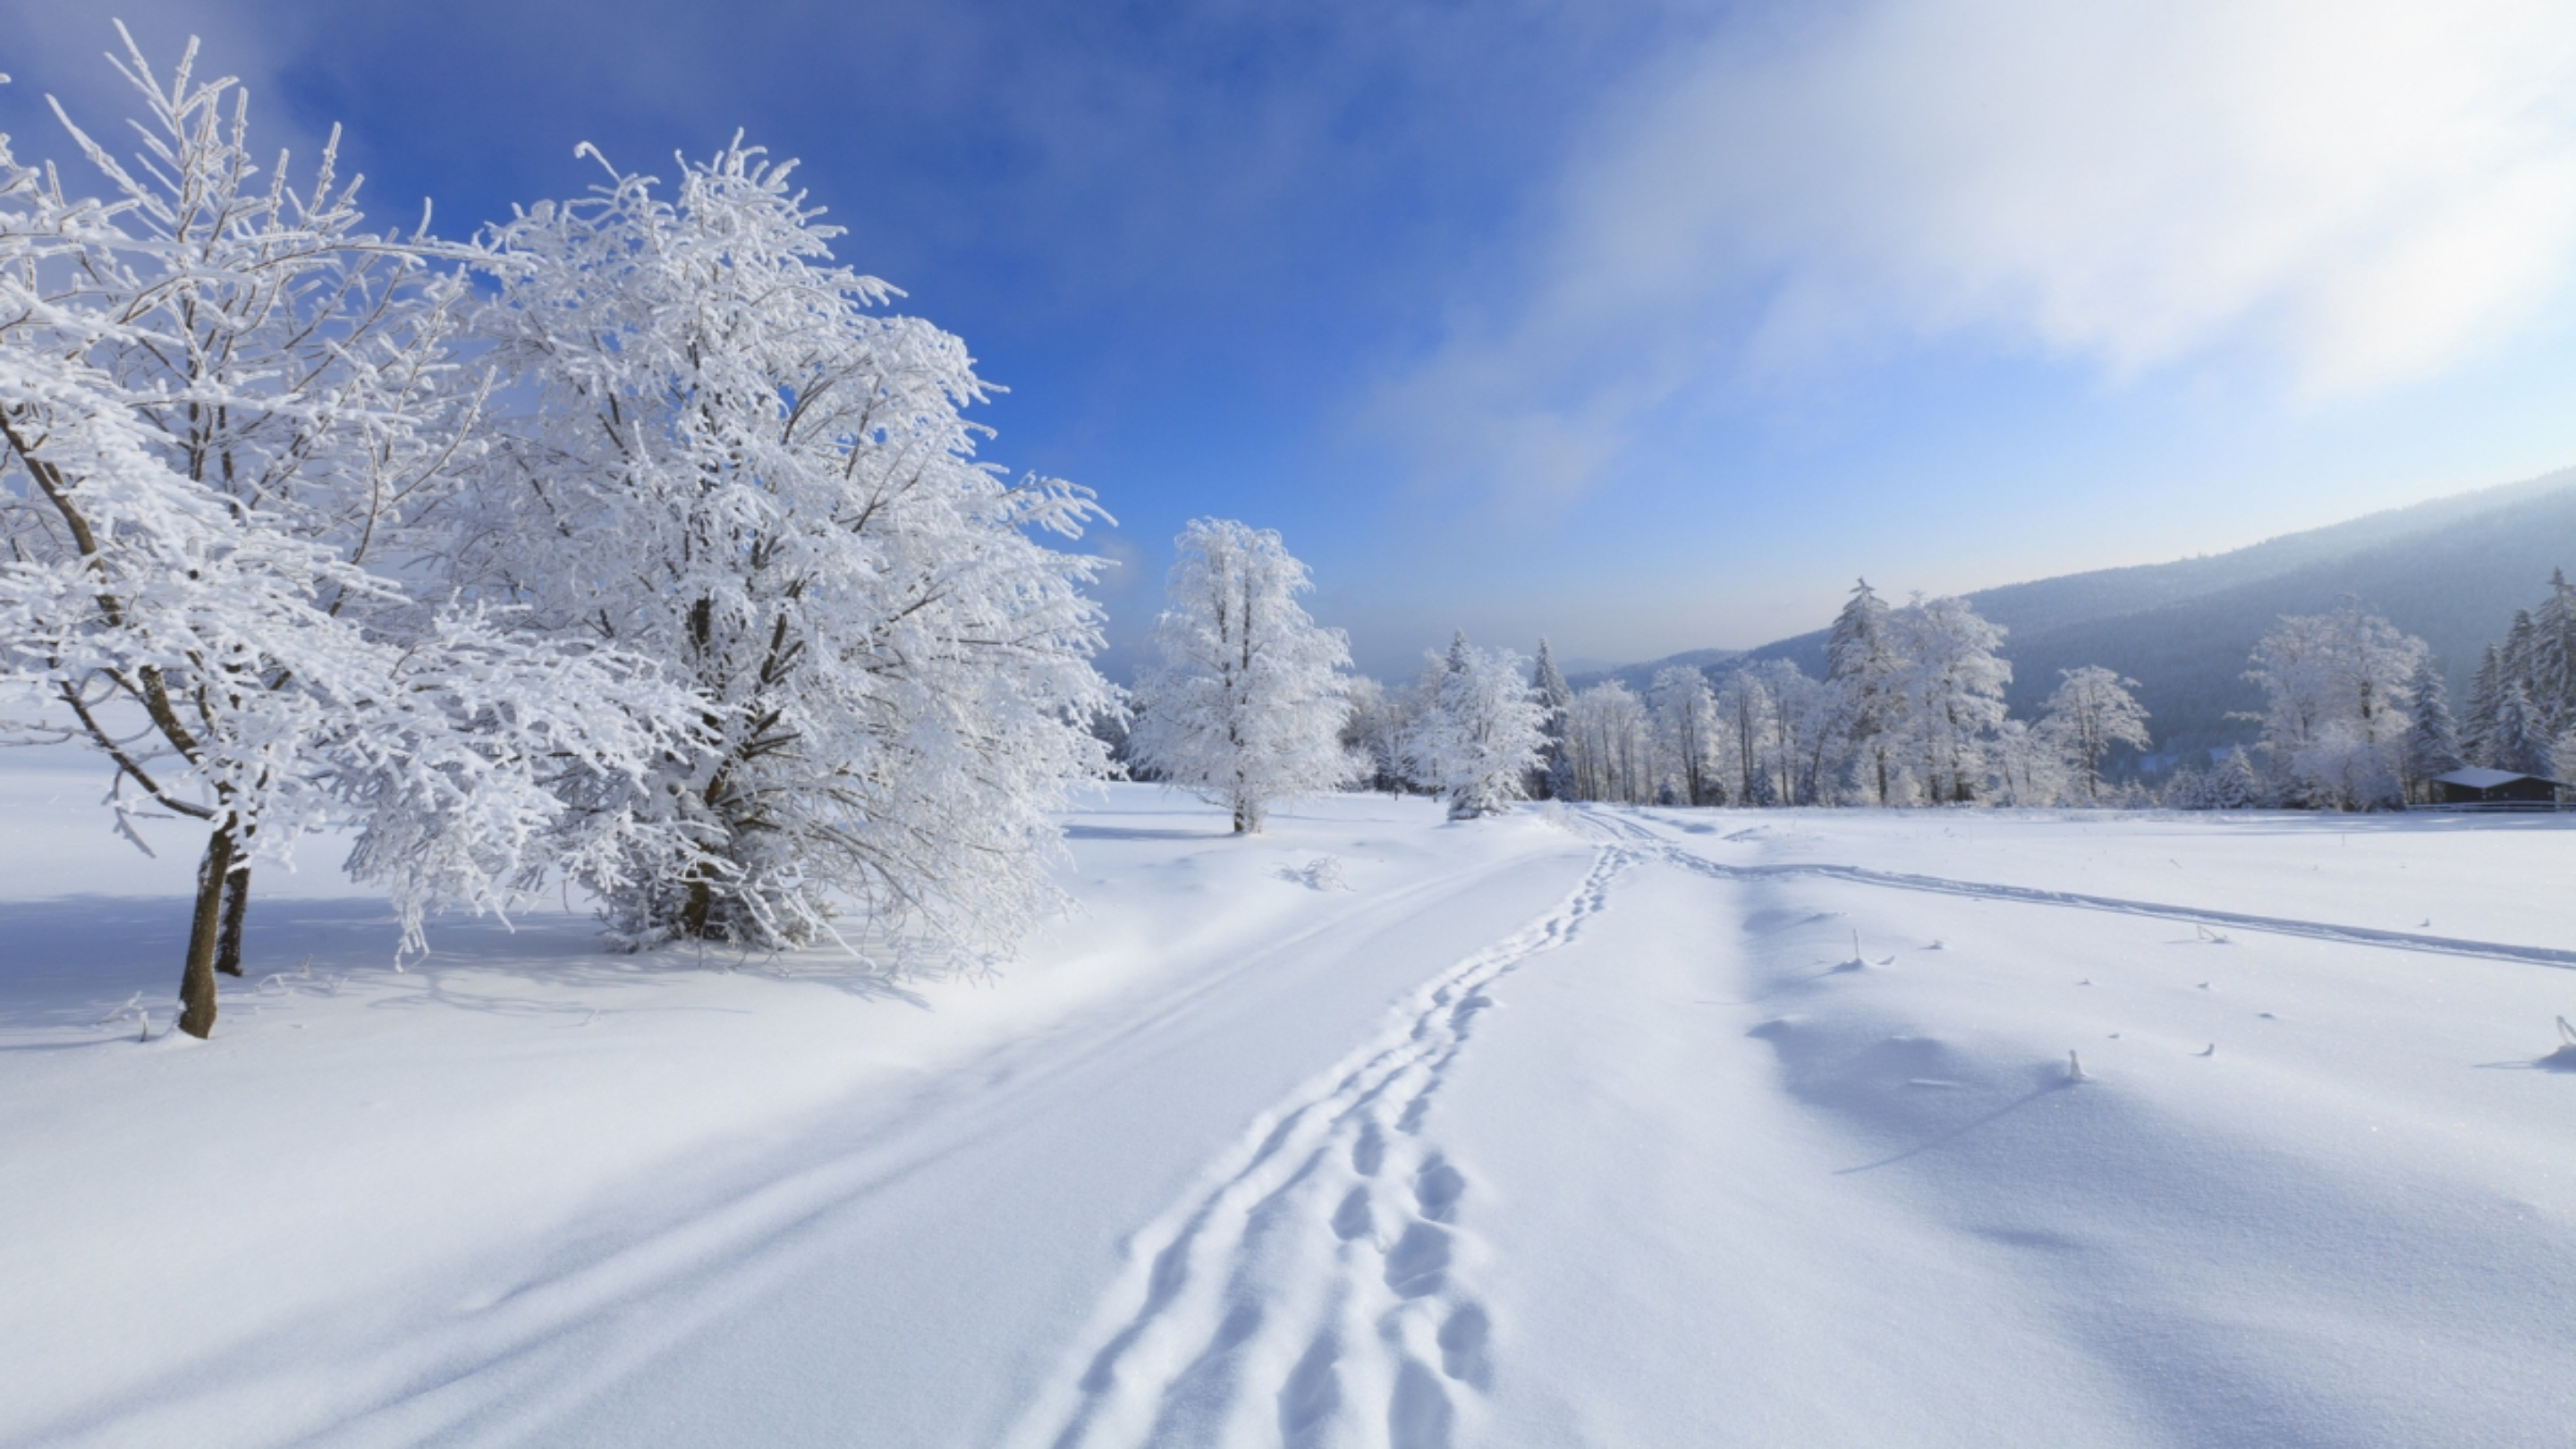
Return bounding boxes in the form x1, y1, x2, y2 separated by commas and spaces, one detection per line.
1004, 846, 1632, 1449
1577, 808, 2576, 970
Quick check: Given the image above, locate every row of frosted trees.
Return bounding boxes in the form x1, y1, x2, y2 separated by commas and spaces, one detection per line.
1119, 519, 1550, 830
2, 38, 1114, 1033
1317, 573, 2565, 818
1504, 584, 2151, 810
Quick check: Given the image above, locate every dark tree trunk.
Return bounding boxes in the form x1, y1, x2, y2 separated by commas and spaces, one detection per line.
682, 871, 715, 939
216, 858, 252, 977
179, 824, 239, 1039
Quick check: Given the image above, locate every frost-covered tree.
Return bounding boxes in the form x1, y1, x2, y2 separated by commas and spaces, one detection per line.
2400, 656, 2463, 802
2462, 572, 2576, 767
1825, 579, 1898, 803
1341, 675, 1419, 795
1988, 718, 2072, 806
2487, 680, 2551, 777
1885, 596, 2011, 804
1404, 632, 1547, 819
1129, 519, 1356, 833
2533, 570, 2576, 736
458, 140, 1113, 949
1648, 665, 1719, 806
2244, 598, 2427, 810
1716, 666, 1774, 806
1564, 680, 1651, 803
2040, 666, 2152, 804
1758, 658, 1834, 805
2207, 746, 2265, 809
0, 37, 682, 1037
2462, 644, 2508, 767
1530, 639, 1575, 800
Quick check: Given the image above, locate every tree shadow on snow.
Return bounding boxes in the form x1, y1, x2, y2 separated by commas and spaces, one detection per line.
0, 893, 932, 1041
1831, 1071, 2080, 1175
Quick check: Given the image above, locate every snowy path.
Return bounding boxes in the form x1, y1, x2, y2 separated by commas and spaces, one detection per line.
5, 781, 2575, 1446
1006, 846, 1631, 1449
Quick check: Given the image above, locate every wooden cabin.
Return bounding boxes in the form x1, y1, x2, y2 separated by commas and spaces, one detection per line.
2429, 767, 2567, 808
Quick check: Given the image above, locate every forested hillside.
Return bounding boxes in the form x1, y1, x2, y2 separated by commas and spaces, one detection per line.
1588, 470, 2576, 764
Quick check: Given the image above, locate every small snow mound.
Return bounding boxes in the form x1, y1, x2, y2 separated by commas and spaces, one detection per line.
2065, 1050, 2091, 1084
1280, 855, 1352, 891
2540, 1018, 2576, 1073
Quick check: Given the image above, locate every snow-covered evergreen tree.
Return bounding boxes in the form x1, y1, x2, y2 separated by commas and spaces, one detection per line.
2244, 598, 2426, 810
2534, 570, 2576, 737
1530, 640, 1575, 801
457, 139, 1113, 951
2488, 680, 2550, 776
1129, 520, 1357, 833
2400, 656, 2463, 801
2040, 666, 2152, 804
2207, 746, 2265, 809
0, 36, 683, 1036
1403, 632, 1547, 819
2462, 643, 2507, 767
1825, 579, 1898, 803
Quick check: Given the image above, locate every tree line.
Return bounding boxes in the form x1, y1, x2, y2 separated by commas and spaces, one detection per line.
1125, 530, 2573, 826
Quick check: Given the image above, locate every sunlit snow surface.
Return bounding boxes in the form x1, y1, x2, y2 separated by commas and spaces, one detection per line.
4, 764, 2573, 1447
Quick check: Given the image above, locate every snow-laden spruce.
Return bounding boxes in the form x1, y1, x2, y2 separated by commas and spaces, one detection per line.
1127, 519, 1358, 833
454, 140, 1114, 954
1402, 632, 1548, 819
2400, 655, 2464, 801
1826, 579, 1900, 804
1530, 640, 1576, 800
0, 35, 679, 1037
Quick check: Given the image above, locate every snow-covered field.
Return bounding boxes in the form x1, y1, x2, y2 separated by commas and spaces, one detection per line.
5, 767, 2574, 1448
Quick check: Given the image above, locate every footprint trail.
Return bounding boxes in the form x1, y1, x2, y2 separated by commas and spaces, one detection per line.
1005, 846, 1632, 1449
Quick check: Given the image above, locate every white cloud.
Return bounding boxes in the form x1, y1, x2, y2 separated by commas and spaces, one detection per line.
2, 4, 326, 173
1380, 0, 2576, 500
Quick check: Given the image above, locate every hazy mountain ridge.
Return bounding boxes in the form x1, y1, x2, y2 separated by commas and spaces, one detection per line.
1565, 646, 1748, 695
1575, 469, 2576, 763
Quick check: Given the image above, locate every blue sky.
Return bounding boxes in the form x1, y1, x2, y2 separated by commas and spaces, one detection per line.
12, 0, 2576, 679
